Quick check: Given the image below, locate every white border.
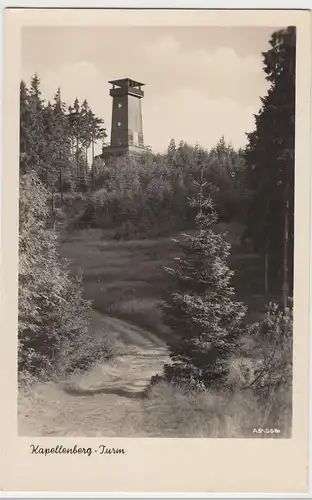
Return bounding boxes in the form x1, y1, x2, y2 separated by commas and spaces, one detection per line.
0, 2, 311, 499
0, 1, 312, 7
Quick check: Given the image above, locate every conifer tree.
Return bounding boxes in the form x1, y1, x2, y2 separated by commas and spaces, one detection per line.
80, 99, 92, 173
161, 190, 247, 388
244, 27, 295, 302
42, 101, 58, 211
27, 74, 46, 179
20, 81, 31, 174
52, 88, 72, 200
68, 98, 82, 179
167, 138, 177, 166
88, 109, 107, 179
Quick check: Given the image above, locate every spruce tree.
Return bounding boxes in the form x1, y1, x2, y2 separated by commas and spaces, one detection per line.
166, 138, 177, 166
52, 88, 72, 200
161, 193, 247, 389
68, 98, 81, 180
28, 74, 46, 179
20, 81, 31, 174
244, 27, 295, 300
80, 99, 92, 173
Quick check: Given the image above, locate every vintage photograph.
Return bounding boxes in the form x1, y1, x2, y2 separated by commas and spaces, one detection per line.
18, 23, 296, 438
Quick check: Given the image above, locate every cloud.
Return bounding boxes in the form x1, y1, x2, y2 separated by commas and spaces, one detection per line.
141, 35, 266, 105
143, 86, 259, 153
37, 62, 103, 106
145, 34, 181, 60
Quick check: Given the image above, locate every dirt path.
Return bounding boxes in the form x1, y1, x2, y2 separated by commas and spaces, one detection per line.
18, 310, 170, 437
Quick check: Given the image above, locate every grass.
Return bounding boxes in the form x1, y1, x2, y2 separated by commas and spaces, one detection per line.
19, 377, 291, 438
140, 381, 291, 438
57, 223, 275, 333
107, 297, 167, 338
57, 229, 174, 337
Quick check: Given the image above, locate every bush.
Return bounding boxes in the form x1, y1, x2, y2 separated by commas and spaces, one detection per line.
18, 173, 112, 383
56, 327, 114, 377
225, 301, 293, 432
246, 302, 292, 392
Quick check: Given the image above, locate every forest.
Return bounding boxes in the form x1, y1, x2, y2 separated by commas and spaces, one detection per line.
18, 26, 295, 438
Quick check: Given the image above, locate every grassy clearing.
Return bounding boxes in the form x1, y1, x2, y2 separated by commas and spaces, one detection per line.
19, 223, 287, 438
57, 223, 274, 335
58, 229, 174, 337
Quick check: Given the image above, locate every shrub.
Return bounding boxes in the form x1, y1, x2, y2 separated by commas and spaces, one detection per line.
225, 301, 293, 433
18, 173, 111, 382
246, 302, 292, 393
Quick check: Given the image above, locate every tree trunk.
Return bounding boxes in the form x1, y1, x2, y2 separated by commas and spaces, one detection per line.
264, 237, 269, 295
282, 188, 290, 313
59, 167, 63, 206
51, 188, 55, 215
76, 137, 79, 179
91, 140, 95, 181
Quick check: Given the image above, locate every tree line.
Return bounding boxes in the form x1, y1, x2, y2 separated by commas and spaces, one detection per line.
85, 137, 247, 239
20, 74, 107, 208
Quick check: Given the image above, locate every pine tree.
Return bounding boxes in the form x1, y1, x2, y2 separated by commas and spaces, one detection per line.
42, 101, 58, 212
161, 192, 247, 389
28, 74, 46, 179
19, 74, 46, 179
80, 99, 92, 174
68, 98, 82, 180
20, 81, 31, 174
89, 110, 107, 180
52, 88, 72, 201
244, 27, 295, 302
167, 138, 177, 166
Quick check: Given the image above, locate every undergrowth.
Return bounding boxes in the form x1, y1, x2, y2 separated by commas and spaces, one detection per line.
142, 380, 291, 438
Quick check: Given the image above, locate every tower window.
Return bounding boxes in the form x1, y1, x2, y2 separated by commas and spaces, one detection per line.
118, 103, 122, 108
117, 122, 121, 127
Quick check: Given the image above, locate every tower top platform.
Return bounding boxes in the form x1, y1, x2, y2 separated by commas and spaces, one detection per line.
108, 78, 145, 88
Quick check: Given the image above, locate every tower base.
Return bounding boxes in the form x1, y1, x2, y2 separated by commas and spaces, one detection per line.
100, 144, 149, 159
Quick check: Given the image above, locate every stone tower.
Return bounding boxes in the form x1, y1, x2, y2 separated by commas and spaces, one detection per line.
101, 78, 147, 160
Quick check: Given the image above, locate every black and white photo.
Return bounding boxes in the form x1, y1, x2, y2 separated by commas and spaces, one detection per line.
18, 23, 297, 438
1, 7, 311, 495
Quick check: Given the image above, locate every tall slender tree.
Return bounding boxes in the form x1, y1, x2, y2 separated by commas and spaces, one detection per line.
80, 99, 92, 175
52, 88, 72, 202
42, 101, 57, 212
244, 27, 295, 306
27, 74, 46, 180
68, 98, 82, 180
20, 81, 31, 174
89, 111, 106, 180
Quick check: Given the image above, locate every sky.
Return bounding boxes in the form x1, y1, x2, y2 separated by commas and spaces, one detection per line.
21, 26, 282, 155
